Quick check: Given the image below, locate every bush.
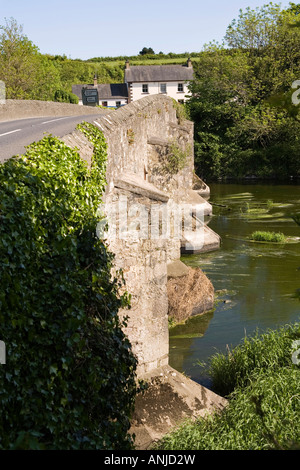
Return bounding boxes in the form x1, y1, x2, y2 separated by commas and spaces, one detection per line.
0, 128, 137, 449
156, 323, 300, 450
54, 89, 79, 104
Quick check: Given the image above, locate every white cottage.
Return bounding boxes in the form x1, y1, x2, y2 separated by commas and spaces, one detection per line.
124, 59, 193, 103
72, 59, 193, 108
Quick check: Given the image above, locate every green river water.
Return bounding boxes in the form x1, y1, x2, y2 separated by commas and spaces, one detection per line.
169, 182, 300, 388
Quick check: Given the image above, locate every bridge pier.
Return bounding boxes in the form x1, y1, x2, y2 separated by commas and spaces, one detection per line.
63, 95, 225, 447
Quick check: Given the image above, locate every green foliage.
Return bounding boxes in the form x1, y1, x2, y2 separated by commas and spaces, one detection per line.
87, 51, 200, 63
54, 89, 79, 104
139, 47, 155, 55
250, 230, 286, 243
164, 140, 191, 175
224, 3, 282, 51
0, 128, 137, 449
188, 3, 300, 181
157, 367, 300, 450
209, 323, 300, 396
52, 58, 124, 89
0, 18, 61, 100
156, 323, 300, 450
172, 98, 188, 124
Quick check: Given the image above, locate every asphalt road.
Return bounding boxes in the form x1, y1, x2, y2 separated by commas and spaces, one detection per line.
0, 114, 103, 163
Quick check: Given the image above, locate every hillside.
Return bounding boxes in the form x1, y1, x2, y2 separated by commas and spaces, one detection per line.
0, 18, 200, 101
50, 53, 200, 89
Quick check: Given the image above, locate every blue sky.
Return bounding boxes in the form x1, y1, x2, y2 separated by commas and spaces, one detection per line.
0, 1, 293, 59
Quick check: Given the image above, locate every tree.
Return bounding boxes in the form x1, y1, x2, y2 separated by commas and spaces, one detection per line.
187, 2, 300, 181
0, 18, 39, 98
224, 3, 300, 93
224, 3, 282, 51
0, 17, 61, 100
139, 47, 155, 55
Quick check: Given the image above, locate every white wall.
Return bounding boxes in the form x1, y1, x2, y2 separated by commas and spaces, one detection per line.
100, 98, 128, 108
78, 98, 127, 107
130, 81, 191, 103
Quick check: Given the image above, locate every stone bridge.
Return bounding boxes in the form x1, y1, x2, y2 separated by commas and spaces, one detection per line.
62, 95, 226, 448
63, 94, 220, 376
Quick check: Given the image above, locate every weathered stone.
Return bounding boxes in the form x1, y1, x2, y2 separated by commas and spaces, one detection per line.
61, 130, 94, 170
130, 365, 227, 450
181, 224, 221, 254
147, 136, 169, 146
59, 94, 225, 445
167, 260, 190, 279
0, 99, 109, 122
193, 172, 210, 197
61, 95, 220, 375
114, 172, 169, 202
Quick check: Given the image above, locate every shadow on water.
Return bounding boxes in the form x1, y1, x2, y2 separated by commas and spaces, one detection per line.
169, 182, 300, 388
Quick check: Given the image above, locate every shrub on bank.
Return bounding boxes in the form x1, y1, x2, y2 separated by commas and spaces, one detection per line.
0, 127, 137, 449
156, 323, 300, 450
209, 323, 299, 396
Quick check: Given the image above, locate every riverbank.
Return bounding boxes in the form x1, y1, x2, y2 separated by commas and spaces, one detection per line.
156, 322, 300, 450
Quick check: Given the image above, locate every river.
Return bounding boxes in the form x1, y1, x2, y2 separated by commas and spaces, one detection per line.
169, 182, 300, 389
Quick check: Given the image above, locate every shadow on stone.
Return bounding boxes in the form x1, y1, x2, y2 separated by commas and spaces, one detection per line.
130, 365, 227, 450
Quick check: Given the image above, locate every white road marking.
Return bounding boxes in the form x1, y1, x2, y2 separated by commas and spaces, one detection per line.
93, 120, 104, 130
40, 117, 70, 125
0, 128, 22, 138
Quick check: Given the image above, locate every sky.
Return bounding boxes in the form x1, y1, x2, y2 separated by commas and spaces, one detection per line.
0, 0, 293, 60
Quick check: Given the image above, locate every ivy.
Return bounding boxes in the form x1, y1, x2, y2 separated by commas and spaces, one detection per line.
0, 129, 137, 449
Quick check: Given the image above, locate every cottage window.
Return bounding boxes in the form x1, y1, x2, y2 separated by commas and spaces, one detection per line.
178, 83, 184, 92
160, 83, 167, 93
116, 101, 121, 108
142, 84, 149, 93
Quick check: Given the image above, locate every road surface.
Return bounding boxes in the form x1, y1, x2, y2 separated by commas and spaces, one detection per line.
0, 114, 104, 163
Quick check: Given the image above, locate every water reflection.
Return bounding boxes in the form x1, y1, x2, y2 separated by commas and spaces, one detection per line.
169, 310, 214, 375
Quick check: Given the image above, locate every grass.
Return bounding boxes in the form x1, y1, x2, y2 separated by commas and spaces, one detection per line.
86, 57, 200, 67
250, 230, 286, 243
155, 323, 300, 450
208, 324, 299, 396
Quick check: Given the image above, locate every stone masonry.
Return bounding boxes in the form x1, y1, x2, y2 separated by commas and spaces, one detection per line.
90, 94, 219, 376
62, 94, 226, 447
63, 94, 220, 376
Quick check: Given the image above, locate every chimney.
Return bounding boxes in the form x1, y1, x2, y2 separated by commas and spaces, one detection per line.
93, 73, 98, 86
187, 57, 192, 68
125, 60, 130, 69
